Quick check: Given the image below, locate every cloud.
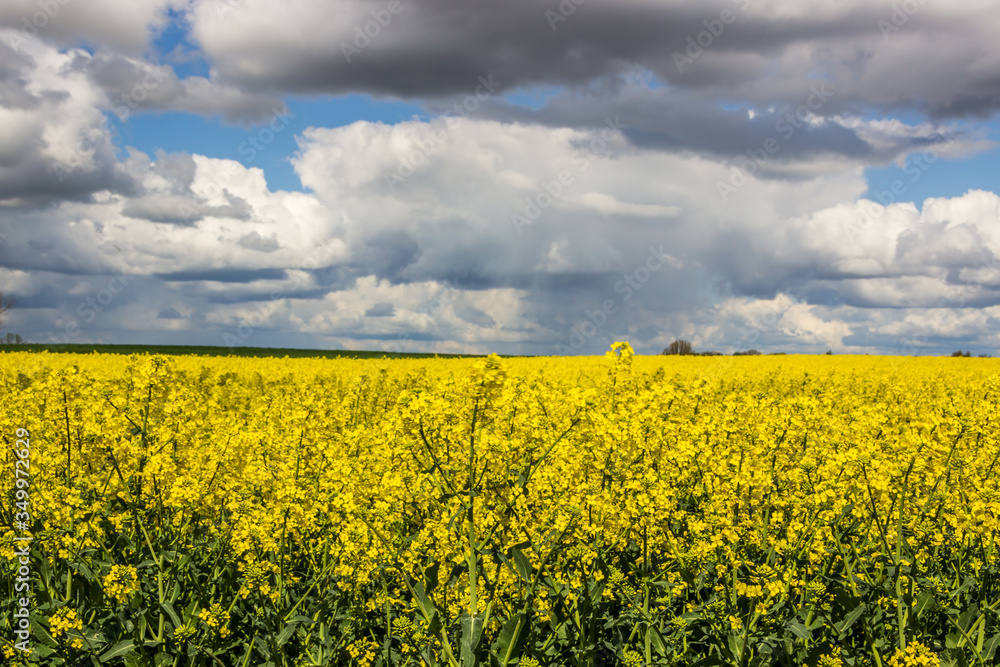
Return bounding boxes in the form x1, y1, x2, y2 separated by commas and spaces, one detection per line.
186, 0, 1000, 120
2, 2, 1000, 355
4, 111, 999, 354
364, 301, 395, 317
0, 0, 177, 54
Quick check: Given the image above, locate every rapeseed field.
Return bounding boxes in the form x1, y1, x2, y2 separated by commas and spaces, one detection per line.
2, 345, 999, 666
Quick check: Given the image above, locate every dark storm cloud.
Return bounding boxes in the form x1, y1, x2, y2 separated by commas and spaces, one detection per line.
121, 192, 253, 224
155, 268, 288, 283
192, 0, 1000, 121
364, 301, 395, 317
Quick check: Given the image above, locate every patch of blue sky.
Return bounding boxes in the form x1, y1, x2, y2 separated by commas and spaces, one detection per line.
504, 85, 564, 109
150, 7, 209, 78
862, 119, 1000, 206
109, 94, 427, 193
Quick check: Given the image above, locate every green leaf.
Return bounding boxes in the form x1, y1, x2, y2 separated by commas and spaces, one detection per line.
689, 657, 725, 667
490, 613, 527, 666
100, 640, 137, 662
125, 650, 151, 667
646, 625, 667, 656
588, 579, 605, 605
512, 548, 532, 584
32, 643, 56, 658
982, 632, 1000, 662
788, 620, 812, 641
913, 590, 935, 618
276, 620, 299, 646
425, 562, 441, 594
957, 605, 979, 632
160, 601, 181, 629
836, 603, 866, 637
460, 611, 485, 667
728, 634, 745, 659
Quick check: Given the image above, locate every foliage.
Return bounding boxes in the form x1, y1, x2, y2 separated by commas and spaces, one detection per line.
662, 340, 695, 356
2, 348, 1000, 666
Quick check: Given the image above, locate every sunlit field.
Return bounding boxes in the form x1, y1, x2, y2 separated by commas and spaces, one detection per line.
2, 347, 999, 667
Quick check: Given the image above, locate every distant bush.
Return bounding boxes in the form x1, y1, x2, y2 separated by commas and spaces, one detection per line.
663, 340, 695, 355
733, 349, 761, 356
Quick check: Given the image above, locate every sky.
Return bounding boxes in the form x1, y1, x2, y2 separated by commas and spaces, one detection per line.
1, 0, 999, 356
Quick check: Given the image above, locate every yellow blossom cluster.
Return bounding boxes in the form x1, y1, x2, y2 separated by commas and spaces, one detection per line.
197, 603, 231, 638
102, 564, 139, 604
0, 348, 997, 664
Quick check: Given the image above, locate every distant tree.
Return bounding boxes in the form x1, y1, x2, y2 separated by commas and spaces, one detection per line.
0, 333, 24, 344
700, 351, 722, 356
951, 350, 972, 357
733, 349, 761, 356
662, 340, 694, 355
825, 350, 833, 355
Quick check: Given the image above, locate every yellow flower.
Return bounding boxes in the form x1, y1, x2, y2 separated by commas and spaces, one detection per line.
103, 565, 139, 604
198, 603, 231, 638
49, 607, 84, 639
346, 638, 379, 667
888, 643, 941, 667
